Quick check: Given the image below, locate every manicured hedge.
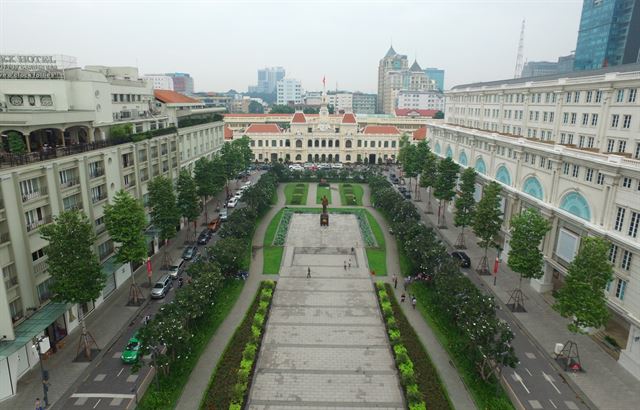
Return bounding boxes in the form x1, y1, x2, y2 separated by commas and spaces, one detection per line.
200, 281, 275, 409
340, 183, 364, 206
376, 282, 452, 410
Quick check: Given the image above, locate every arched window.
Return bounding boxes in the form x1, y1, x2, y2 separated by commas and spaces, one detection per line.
314, 140, 319, 147
459, 151, 468, 166
345, 140, 352, 148
475, 157, 486, 174
321, 140, 326, 148
495, 165, 512, 186
434, 142, 441, 154
560, 192, 591, 221
328, 140, 333, 147
328, 154, 333, 162
346, 154, 351, 162
295, 154, 302, 161
314, 154, 319, 161
321, 154, 326, 161
335, 154, 340, 162
308, 139, 313, 147
296, 140, 302, 148
308, 154, 313, 162
522, 176, 544, 200
335, 140, 340, 147
446, 146, 453, 158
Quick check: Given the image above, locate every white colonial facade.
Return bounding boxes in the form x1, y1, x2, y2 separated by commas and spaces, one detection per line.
0, 64, 224, 399
429, 63, 640, 378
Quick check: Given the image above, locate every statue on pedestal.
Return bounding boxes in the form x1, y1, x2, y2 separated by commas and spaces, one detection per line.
320, 195, 329, 226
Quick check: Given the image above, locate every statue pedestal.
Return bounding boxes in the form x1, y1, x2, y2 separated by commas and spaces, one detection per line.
320, 212, 329, 227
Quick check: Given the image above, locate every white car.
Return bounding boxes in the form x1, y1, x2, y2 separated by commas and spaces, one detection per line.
220, 209, 228, 221
318, 163, 331, 169
331, 162, 343, 169
303, 162, 314, 169
227, 197, 238, 208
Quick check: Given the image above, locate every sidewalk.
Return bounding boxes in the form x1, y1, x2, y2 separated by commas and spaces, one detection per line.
0, 177, 249, 410
174, 183, 285, 409
412, 185, 640, 410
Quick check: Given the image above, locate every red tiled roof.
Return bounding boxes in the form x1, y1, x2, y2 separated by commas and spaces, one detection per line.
224, 125, 234, 140
154, 89, 200, 104
394, 108, 439, 118
291, 112, 307, 123
245, 123, 282, 134
413, 126, 427, 140
362, 125, 401, 135
342, 113, 357, 124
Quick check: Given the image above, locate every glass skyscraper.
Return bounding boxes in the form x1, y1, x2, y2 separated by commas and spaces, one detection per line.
574, 0, 640, 71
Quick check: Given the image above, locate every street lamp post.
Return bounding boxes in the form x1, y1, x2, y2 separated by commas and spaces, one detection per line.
33, 336, 50, 407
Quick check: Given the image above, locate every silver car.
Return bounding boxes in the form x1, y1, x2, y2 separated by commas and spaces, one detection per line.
151, 274, 172, 299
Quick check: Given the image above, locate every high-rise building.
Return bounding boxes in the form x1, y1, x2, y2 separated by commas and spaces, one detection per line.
521, 61, 561, 77
166, 72, 194, 94
377, 47, 435, 114
438, 63, 640, 379
327, 92, 353, 113
276, 78, 302, 105
352, 92, 377, 114
143, 74, 174, 90
574, 0, 640, 71
424, 68, 445, 91
396, 90, 444, 112
248, 67, 286, 94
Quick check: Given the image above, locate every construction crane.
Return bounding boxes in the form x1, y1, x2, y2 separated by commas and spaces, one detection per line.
514, 19, 525, 79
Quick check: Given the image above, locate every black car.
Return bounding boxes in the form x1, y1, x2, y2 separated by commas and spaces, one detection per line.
451, 251, 471, 268
402, 191, 411, 199
197, 229, 212, 245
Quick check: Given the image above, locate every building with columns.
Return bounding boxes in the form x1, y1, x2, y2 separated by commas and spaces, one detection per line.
0, 63, 224, 399
429, 62, 640, 379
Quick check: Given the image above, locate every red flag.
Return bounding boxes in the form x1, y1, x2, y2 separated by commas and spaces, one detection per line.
146, 257, 152, 279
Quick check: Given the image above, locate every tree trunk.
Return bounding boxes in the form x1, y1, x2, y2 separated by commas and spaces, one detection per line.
76, 307, 98, 359
455, 227, 466, 249
203, 195, 208, 226
128, 261, 143, 305
425, 188, 433, 214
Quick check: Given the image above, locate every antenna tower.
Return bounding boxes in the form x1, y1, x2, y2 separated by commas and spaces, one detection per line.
514, 19, 525, 78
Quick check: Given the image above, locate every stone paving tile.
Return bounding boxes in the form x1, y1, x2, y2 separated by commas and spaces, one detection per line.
263, 324, 388, 346
285, 214, 364, 248
269, 306, 381, 325
273, 290, 378, 307
276, 277, 372, 292
258, 345, 396, 372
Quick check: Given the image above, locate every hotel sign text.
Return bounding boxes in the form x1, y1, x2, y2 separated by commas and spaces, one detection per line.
0, 54, 65, 80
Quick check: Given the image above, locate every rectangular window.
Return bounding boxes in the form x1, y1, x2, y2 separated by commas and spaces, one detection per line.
611, 114, 619, 127
572, 164, 580, 177
582, 113, 589, 125
607, 139, 615, 152
615, 279, 627, 300
618, 140, 627, 153
556, 228, 579, 263
591, 114, 598, 126
574, 92, 580, 103
629, 89, 637, 103
621, 251, 632, 271
563, 162, 570, 175
636, 143, 640, 159
623, 115, 631, 129
595, 91, 602, 103
614, 207, 626, 231
629, 212, 639, 238
588, 136, 595, 148
609, 244, 618, 263
571, 113, 577, 124
586, 91, 592, 103
579, 135, 585, 148
597, 172, 605, 185
585, 168, 593, 182
617, 89, 624, 103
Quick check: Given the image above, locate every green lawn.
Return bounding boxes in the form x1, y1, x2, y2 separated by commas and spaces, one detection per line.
263, 208, 285, 274
316, 185, 332, 204
339, 183, 364, 206
138, 279, 244, 410
365, 211, 386, 275
284, 183, 308, 205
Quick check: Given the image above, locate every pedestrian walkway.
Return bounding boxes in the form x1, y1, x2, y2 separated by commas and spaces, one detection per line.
174, 183, 286, 409
412, 185, 640, 410
330, 182, 340, 205
247, 213, 404, 409
306, 181, 317, 206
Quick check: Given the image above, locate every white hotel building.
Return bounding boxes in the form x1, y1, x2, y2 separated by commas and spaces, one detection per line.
0, 61, 224, 399
428, 63, 640, 378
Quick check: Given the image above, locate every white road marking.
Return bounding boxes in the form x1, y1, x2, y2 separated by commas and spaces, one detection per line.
549, 399, 558, 408
525, 352, 536, 359
93, 399, 101, 409
70, 393, 135, 399
512, 371, 530, 394
543, 371, 562, 394
525, 367, 532, 376
117, 368, 124, 377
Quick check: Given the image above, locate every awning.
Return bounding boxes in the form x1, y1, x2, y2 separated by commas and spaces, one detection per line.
0, 302, 68, 359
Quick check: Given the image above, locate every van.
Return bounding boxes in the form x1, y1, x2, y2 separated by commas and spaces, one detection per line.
166, 257, 185, 279
151, 274, 172, 299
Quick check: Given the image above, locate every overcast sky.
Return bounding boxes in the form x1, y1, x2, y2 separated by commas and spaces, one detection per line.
1, 0, 583, 93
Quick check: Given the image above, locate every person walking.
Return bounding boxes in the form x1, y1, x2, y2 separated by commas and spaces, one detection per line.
344, 261, 347, 270
348, 258, 352, 269
307, 267, 311, 278
401, 292, 406, 303
392, 274, 398, 289
411, 296, 417, 310
35, 398, 43, 410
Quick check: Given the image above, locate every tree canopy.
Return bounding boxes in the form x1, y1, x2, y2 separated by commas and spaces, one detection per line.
507, 208, 551, 282
248, 100, 264, 114
472, 182, 503, 259
148, 176, 180, 243
454, 167, 477, 247
269, 105, 295, 114
104, 190, 147, 266
177, 169, 200, 224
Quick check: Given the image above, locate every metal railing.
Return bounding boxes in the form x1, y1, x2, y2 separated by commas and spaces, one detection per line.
91, 194, 107, 204
21, 186, 48, 203
60, 178, 80, 189
26, 215, 53, 232
1, 141, 111, 169
90, 167, 105, 179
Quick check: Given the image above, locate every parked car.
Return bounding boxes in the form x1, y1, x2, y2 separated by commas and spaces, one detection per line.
451, 251, 471, 268
331, 162, 343, 169
289, 164, 303, 171
121, 334, 142, 364
303, 162, 314, 169
197, 229, 212, 245
151, 274, 172, 299
165, 257, 185, 279
318, 163, 331, 169
398, 186, 407, 193
208, 216, 222, 232
227, 197, 239, 208
402, 191, 411, 199
182, 245, 198, 261
219, 209, 228, 221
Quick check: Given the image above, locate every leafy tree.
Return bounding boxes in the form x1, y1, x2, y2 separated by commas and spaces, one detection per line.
248, 100, 264, 114
211, 237, 246, 276
7, 131, 26, 154
327, 104, 335, 114
303, 107, 318, 114
177, 169, 200, 239
104, 190, 147, 304
433, 157, 460, 227
148, 176, 180, 263
194, 158, 215, 223
269, 104, 295, 114
419, 151, 438, 214
109, 123, 133, 143
507, 208, 551, 286
553, 236, 613, 334
472, 182, 503, 273
454, 167, 477, 248
234, 136, 253, 170
40, 210, 105, 358
434, 110, 445, 119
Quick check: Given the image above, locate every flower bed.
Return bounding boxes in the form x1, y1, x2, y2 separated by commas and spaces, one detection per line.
340, 183, 364, 206
200, 281, 275, 409
284, 183, 308, 205
375, 282, 452, 410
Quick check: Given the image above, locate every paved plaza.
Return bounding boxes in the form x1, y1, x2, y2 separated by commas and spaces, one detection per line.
247, 213, 404, 409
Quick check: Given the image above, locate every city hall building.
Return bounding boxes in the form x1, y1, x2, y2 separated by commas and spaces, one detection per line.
428, 63, 640, 379
0, 57, 224, 399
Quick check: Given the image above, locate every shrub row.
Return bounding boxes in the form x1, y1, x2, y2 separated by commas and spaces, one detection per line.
342, 183, 358, 205
201, 281, 276, 409
290, 183, 307, 205
375, 282, 428, 410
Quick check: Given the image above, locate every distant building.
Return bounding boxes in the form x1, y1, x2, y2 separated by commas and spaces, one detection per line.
276, 78, 303, 105
144, 74, 174, 90
557, 53, 575, 73
522, 61, 561, 78
248, 67, 285, 94
574, 0, 640, 71
304, 91, 323, 106
424, 68, 445, 91
191, 92, 233, 110
166, 72, 194, 94
352, 92, 377, 114
396, 90, 444, 111
327, 92, 353, 113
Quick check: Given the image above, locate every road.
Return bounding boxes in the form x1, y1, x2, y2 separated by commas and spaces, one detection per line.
54, 172, 261, 410
387, 170, 590, 410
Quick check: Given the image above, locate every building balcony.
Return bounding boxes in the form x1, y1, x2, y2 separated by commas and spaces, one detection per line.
63, 201, 83, 212
21, 187, 48, 203
95, 224, 107, 235
0, 232, 10, 245
26, 215, 53, 232
91, 194, 107, 204
60, 178, 80, 190
89, 167, 105, 179
33, 259, 48, 277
